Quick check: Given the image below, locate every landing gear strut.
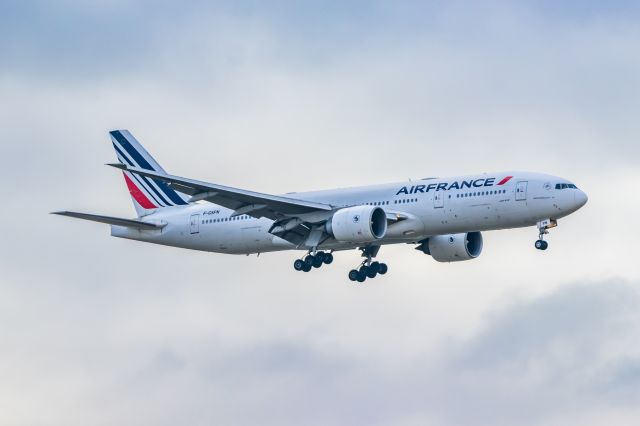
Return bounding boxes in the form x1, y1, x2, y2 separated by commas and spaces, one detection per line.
293, 250, 333, 272
348, 246, 388, 282
534, 219, 557, 251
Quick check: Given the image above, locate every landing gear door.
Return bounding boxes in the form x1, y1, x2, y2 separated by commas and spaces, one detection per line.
515, 181, 528, 201
190, 214, 200, 234
434, 192, 444, 208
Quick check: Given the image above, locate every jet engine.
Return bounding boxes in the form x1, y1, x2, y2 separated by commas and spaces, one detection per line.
418, 232, 483, 262
326, 205, 387, 243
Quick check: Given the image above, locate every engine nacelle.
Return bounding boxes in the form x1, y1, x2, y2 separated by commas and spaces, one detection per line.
326, 205, 387, 243
419, 232, 483, 262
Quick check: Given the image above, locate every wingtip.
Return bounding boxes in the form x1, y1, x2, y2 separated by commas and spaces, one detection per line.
107, 162, 127, 170
109, 129, 128, 136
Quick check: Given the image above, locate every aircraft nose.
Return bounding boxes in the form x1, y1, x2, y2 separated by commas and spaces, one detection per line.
574, 190, 588, 208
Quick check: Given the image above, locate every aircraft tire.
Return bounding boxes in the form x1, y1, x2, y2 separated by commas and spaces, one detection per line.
366, 267, 378, 279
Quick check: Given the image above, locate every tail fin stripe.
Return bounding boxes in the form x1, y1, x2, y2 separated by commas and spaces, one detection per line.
112, 143, 134, 167
123, 173, 158, 209
111, 131, 155, 171
113, 143, 174, 207
112, 139, 187, 206
113, 144, 166, 208
154, 180, 187, 205
114, 149, 172, 208
123, 166, 168, 208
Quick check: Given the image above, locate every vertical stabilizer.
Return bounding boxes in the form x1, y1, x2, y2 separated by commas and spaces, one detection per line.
109, 130, 188, 216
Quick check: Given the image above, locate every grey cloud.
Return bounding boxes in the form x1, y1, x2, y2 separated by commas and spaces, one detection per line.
2, 2, 640, 425
417, 281, 640, 425
453, 281, 639, 370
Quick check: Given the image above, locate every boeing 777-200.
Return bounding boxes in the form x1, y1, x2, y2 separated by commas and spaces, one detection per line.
53, 130, 588, 282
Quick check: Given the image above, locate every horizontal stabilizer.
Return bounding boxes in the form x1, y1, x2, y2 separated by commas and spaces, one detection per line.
51, 211, 165, 230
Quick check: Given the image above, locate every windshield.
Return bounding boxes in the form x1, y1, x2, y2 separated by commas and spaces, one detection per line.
555, 183, 578, 190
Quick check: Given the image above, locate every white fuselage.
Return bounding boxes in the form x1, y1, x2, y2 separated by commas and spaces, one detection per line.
111, 172, 588, 254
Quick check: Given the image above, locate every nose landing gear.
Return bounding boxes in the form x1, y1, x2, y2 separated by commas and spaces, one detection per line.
535, 219, 557, 251
534, 239, 548, 250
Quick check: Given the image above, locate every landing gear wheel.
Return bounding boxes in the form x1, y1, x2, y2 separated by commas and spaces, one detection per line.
293, 259, 304, 271
312, 256, 324, 268
535, 240, 548, 250
356, 271, 367, 283
348, 269, 359, 281
366, 265, 378, 279
304, 255, 314, 268
378, 263, 388, 275
323, 253, 334, 264
302, 263, 312, 272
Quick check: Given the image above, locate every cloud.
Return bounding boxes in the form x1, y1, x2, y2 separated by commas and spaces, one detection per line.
429, 280, 640, 425
1, 2, 640, 425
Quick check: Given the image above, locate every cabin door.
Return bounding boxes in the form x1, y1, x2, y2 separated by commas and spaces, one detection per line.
515, 181, 528, 201
190, 214, 200, 234
434, 192, 444, 208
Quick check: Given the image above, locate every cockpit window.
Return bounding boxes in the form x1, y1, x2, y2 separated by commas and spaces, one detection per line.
555, 183, 578, 190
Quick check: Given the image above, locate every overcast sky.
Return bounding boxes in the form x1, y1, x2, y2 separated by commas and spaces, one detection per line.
1, 1, 639, 425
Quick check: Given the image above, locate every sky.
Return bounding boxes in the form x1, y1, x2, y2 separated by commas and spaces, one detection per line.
1, 1, 640, 425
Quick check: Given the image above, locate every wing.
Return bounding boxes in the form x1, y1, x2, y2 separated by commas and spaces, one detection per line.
51, 211, 165, 229
109, 164, 334, 221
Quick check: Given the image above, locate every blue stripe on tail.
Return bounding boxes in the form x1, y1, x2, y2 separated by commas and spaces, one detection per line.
110, 131, 187, 206
112, 143, 169, 207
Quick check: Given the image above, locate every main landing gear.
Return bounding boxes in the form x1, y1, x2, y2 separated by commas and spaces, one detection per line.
348, 246, 388, 283
348, 261, 388, 283
534, 219, 557, 251
292, 246, 389, 282
293, 251, 334, 272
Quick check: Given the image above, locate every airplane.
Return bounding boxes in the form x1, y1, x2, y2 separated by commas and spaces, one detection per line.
53, 130, 588, 282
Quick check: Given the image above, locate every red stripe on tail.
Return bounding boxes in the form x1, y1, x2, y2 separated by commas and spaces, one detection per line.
123, 173, 157, 209
497, 176, 513, 185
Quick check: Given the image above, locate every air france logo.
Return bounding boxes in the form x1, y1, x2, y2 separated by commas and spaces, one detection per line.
353, 215, 360, 223
396, 176, 512, 195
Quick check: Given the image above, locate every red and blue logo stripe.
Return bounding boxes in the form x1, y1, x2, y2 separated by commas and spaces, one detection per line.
497, 176, 513, 185
110, 130, 188, 209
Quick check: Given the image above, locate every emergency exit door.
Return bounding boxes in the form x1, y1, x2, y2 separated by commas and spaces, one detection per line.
515, 181, 528, 201
190, 214, 200, 234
